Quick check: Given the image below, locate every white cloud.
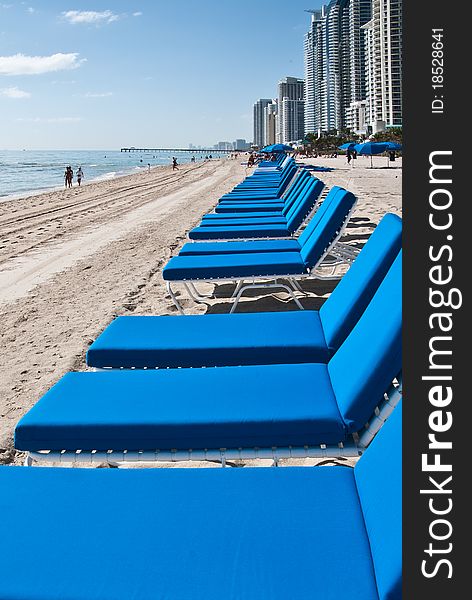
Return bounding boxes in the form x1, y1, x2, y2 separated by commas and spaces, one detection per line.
83, 91, 113, 98
0, 53, 85, 75
62, 10, 119, 24
27, 6, 35, 13
17, 116, 82, 123
132, 11, 142, 17
0, 86, 31, 98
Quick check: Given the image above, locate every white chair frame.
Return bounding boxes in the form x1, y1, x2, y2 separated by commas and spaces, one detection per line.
24, 374, 402, 468
167, 200, 358, 314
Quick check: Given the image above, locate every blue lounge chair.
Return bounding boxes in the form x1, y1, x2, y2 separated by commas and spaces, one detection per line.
220, 161, 298, 200
208, 170, 313, 214
188, 183, 345, 241
1, 404, 402, 599
164, 187, 357, 312
15, 252, 401, 464
86, 214, 401, 369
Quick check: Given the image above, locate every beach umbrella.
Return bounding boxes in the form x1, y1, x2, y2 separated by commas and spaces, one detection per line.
338, 142, 358, 150
382, 142, 402, 151
269, 144, 294, 153
260, 145, 274, 153
354, 142, 390, 167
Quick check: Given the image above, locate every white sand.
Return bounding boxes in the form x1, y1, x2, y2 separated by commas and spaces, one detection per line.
0, 155, 401, 465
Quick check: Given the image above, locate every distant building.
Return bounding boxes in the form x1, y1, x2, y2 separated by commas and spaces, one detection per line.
346, 99, 367, 134
264, 101, 277, 145
253, 99, 272, 147
363, 0, 402, 131
233, 139, 249, 151
304, 1, 373, 135
216, 141, 233, 150
304, 10, 324, 135
276, 77, 305, 143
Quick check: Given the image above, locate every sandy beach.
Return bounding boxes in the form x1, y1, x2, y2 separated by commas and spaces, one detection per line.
0, 155, 401, 465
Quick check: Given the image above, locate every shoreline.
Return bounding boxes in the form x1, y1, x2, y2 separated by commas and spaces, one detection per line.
0, 159, 211, 204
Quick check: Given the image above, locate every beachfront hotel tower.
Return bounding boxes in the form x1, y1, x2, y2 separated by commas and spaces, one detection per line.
362, 0, 402, 131
304, 9, 324, 135
304, 1, 353, 134
264, 101, 278, 146
303, 0, 401, 136
276, 77, 305, 144
253, 99, 272, 148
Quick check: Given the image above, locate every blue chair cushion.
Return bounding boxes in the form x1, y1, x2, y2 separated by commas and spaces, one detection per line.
178, 240, 301, 255
215, 203, 286, 212
188, 224, 292, 240
328, 252, 402, 432
86, 311, 329, 369
320, 213, 402, 352
355, 402, 402, 600
162, 251, 306, 279
198, 216, 288, 227
14, 364, 346, 451
204, 210, 285, 218
0, 466, 379, 600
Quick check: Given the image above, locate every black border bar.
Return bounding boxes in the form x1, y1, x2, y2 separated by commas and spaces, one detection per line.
403, 1, 466, 596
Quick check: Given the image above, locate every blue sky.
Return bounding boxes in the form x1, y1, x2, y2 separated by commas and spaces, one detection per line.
0, 0, 322, 150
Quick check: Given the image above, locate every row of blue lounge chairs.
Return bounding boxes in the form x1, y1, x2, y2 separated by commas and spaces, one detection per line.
0, 156, 402, 599
164, 159, 359, 312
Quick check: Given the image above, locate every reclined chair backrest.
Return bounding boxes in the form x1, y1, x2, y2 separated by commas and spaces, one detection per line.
320, 213, 402, 352
273, 164, 298, 195
328, 251, 402, 431
296, 186, 342, 247
299, 188, 356, 268
285, 179, 325, 233
355, 400, 402, 600
279, 171, 311, 214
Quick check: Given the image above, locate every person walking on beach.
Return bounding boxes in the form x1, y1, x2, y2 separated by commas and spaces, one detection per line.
76, 166, 84, 186
346, 150, 352, 165
172, 157, 179, 171
64, 166, 73, 188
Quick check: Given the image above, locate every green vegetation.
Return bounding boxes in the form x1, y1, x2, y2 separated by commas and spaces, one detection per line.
370, 127, 402, 144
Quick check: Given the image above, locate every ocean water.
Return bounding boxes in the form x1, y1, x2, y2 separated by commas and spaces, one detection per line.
0, 149, 215, 200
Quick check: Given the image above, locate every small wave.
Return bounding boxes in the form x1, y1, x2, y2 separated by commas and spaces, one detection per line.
92, 171, 117, 182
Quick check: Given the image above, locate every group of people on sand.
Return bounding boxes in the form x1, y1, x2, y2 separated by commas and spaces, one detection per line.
64, 166, 84, 188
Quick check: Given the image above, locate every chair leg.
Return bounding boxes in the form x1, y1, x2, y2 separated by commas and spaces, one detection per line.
183, 282, 206, 303
289, 278, 305, 293
188, 281, 213, 300
229, 282, 305, 313
166, 282, 185, 314
230, 280, 244, 298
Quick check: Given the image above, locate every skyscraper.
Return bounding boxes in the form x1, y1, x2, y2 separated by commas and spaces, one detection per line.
304, 10, 324, 134
363, 0, 402, 131
253, 99, 272, 147
276, 77, 305, 143
304, 1, 352, 135
264, 101, 278, 145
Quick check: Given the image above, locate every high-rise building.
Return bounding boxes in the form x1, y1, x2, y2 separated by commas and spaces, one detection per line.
304, 10, 324, 134
304, 1, 352, 134
276, 77, 305, 143
253, 99, 272, 148
349, 0, 372, 104
306, 0, 352, 133
363, 0, 402, 131
264, 101, 277, 145
323, 0, 351, 131
233, 139, 249, 151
